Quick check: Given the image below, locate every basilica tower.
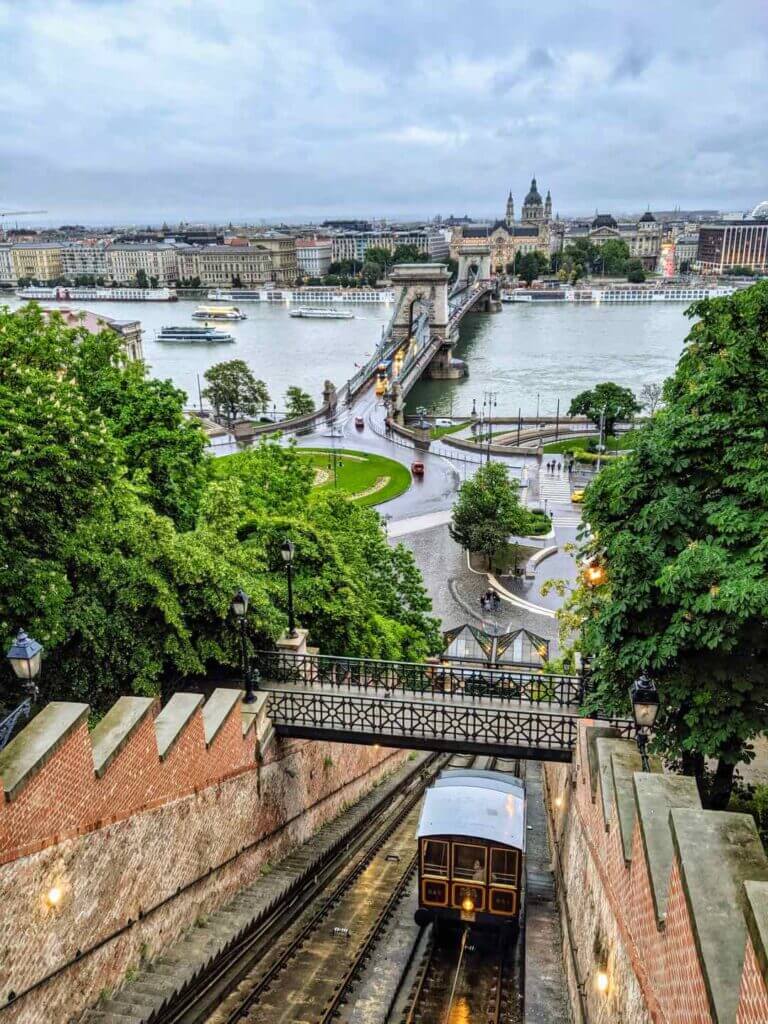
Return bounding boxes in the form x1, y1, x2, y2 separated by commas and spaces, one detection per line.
505, 190, 515, 227
522, 177, 544, 223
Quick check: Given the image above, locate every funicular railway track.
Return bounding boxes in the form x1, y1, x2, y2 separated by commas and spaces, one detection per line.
157, 754, 470, 1024
397, 757, 524, 1024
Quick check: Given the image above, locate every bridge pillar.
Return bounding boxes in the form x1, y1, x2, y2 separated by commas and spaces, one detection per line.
389, 263, 450, 346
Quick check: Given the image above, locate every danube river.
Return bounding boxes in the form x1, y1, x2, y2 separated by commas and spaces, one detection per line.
3, 294, 695, 415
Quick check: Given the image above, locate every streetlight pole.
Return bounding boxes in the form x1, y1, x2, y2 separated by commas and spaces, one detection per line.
2, 629, 43, 750
231, 589, 257, 704
482, 389, 497, 465
281, 540, 298, 638
597, 405, 607, 472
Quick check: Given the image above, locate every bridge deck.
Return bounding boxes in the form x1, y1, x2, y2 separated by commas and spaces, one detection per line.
259, 679, 632, 763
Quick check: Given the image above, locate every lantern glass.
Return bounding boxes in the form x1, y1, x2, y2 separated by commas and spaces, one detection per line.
629, 675, 660, 728
280, 540, 294, 564
6, 630, 43, 681
231, 588, 249, 619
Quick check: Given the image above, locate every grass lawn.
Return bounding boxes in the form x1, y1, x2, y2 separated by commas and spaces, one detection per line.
543, 430, 639, 455
296, 448, 411, 507
429, 420, 470, 440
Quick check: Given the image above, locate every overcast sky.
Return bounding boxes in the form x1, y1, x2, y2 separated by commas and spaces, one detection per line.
1, 0, 766, 225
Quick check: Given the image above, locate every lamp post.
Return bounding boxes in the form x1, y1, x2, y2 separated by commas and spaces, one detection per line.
629, 673, 659, 771
2, 629, 43, 750
231, 589, 257, 704
281, 540, 298, 639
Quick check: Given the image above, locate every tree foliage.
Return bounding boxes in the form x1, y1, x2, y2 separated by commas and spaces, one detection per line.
203, 359, 270, 426
599, 239, 630, 276
516, 250, 550, 285
0, 305, 440, 713
449, 463, 535, 569
569, 381, 641, 436
577, 282, 768, 807
284, 386, 315, 418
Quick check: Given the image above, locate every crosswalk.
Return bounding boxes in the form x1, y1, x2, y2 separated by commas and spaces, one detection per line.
539, 473, 572, 502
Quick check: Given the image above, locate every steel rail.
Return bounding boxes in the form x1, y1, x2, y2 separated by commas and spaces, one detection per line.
152, 754, 442, 1024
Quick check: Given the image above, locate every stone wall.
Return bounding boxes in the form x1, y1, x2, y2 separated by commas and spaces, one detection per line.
543, 721, 768, 1024
0, 687, 406, 1022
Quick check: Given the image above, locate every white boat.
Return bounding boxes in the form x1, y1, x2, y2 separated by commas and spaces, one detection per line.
156, 326, 235, 343
289, 306, 354, 319
206, 288, 394, 303
17, 286, 177, 301
192, 304, 246, 320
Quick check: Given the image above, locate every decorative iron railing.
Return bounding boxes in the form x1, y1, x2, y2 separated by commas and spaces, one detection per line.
254, 650, 585, 707
264, 689, 634, 760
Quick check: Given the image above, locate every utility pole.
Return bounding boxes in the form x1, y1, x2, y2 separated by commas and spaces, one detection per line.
555, 398, 560, 441
517, 406, 522, 445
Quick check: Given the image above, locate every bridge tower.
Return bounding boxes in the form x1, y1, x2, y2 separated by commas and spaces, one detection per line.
388, 263, 464, 403
456, 245, 492, 288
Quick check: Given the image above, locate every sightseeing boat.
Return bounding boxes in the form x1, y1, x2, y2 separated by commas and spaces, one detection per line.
192, 304, 247, 320
155, 326, 235, 344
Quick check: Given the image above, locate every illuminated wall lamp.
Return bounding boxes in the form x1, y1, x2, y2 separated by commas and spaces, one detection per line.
45, 885, 63, 909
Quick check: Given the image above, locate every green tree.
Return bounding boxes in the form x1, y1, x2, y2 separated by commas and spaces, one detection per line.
73, 329, 208, 529
449, 463, 533, 570
517, 250, 549, 285
568, 381, 641, 437
284, 386, 315, 418
392, 244, 429, 264
361, 261, 383, 287
203, 360, 270, 427
626, 258, 646, 283
577, 282, 768, 808
364, 246, 393, 272
599, 239, 630, 276
135, 268, 149, 289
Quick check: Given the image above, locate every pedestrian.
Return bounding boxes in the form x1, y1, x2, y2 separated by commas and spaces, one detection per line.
492, 592, 501, 611
557, 461, 562, 473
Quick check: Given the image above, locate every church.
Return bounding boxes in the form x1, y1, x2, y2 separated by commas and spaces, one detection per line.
451, 178, 555, 270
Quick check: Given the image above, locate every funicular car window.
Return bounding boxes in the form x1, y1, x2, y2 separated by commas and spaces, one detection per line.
453, 843, 487, 881
423, 839, 449, 877
490, 847, 518, 887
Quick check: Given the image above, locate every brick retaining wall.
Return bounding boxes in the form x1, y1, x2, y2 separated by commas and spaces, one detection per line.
543, 721, 768, 1024
0, 689, 405, 1022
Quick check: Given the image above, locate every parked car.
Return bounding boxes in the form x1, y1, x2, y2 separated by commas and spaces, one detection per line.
411, 461, 425, 477
571, 489, 585, 503
435, 418, 453, 427
354, 416, 365, 429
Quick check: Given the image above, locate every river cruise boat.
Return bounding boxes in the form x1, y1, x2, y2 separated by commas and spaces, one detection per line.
206, 287, 394, 304
17, 285, 177, 301
289, 306, 354, 319
156, 326, 235, 344
192, 304, 246, 320
501, 284, 744, 304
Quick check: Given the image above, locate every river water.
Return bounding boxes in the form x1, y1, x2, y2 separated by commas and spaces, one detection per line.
3, 294, 693, 416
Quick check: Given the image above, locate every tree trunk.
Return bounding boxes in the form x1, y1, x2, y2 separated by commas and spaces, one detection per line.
681, 749, 705, 784
707, 758, 736, 810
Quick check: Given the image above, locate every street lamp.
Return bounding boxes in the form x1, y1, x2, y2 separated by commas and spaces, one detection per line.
280, 540, 298, 639
629, 673, 659, 772
2, 629, 43, 750
231, 589, 257, 704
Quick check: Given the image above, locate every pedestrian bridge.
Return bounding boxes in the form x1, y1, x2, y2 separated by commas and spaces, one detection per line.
254, 651, 633, 763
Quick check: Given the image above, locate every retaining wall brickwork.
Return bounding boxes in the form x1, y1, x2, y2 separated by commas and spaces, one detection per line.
0, 688, 405, 1022
544, 721, 768, 1024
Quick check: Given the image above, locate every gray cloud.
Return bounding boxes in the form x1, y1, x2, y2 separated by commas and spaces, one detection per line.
0, 0, 766, 223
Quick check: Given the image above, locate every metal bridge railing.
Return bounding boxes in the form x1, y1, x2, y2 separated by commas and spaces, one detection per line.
255, 650, 585, 707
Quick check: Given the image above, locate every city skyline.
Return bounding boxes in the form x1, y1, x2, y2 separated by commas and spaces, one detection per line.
1, 0, 766, 222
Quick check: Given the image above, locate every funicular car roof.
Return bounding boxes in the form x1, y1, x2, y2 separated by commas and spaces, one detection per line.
417, 770, 526, 851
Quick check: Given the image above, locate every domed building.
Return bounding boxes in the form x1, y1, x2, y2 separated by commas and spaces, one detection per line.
451, 177, 555, 272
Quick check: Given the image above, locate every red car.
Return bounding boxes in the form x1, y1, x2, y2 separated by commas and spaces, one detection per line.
354, 416, 365, 429
411, 461, 425, 477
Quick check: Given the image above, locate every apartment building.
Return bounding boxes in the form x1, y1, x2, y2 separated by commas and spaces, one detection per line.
176, 245, 273, 286
10, 242, 64, 282
295, 238, 332, 277
106, 242, 178, 286
0, 244, 15, 286
698, 220, 768, 274
41, 307, 143, 361
61, 242, 110, 281
330, 229, 429, 263
249, 233, 297, 284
